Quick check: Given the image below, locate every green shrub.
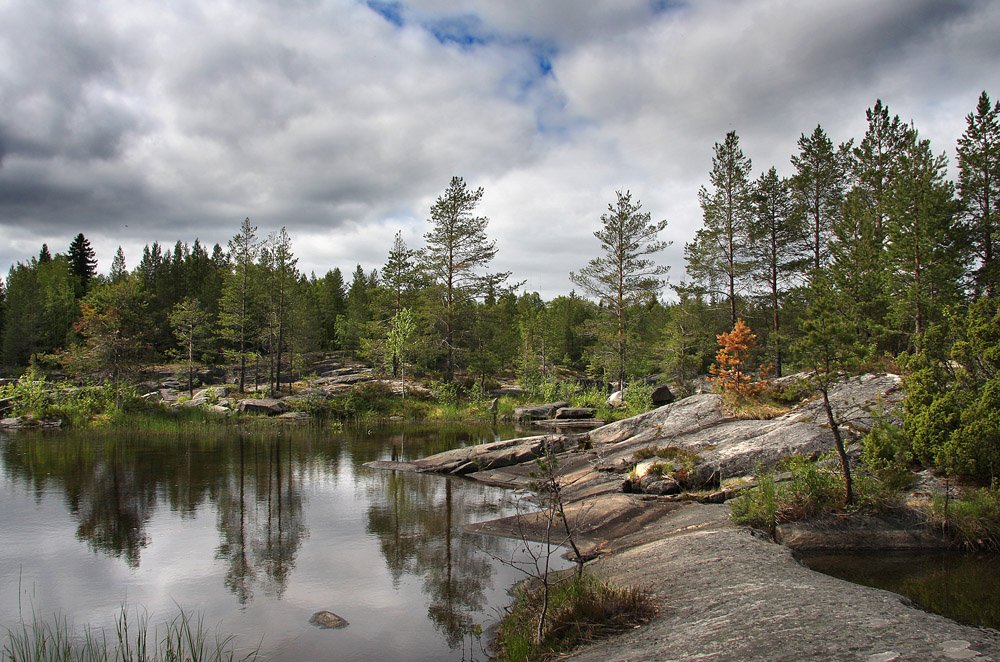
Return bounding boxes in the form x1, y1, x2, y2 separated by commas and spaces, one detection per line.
937, 377, 1000, 482
730, 469, 778, 536
778, 456, 842, 519
622, 382, 654, 417
861, 418, 914, 490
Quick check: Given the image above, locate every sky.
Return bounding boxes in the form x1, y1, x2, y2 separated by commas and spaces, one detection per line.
1, 0, 998, 299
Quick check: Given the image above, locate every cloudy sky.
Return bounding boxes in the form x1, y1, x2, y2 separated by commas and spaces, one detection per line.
2, 0, 998, 298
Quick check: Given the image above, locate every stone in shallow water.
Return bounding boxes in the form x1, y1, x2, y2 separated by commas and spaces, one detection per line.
309, 611, 349, 629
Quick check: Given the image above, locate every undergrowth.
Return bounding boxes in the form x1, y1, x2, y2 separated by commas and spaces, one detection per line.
729, 456, 901, 536
493, 573, 654, 661
929, 482, 1000, 551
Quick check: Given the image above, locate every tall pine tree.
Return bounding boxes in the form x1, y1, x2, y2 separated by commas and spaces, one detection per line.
686, 131, 753, 326
423, 176, 510, 380
570, 189, 669, 389
957, 91, 1000, 298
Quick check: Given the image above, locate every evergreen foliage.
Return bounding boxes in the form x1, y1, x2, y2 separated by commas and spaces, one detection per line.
570, 190, 669, 388
423, 176, 511, 380
68, 233, 99, 297
686, 130, 753, 325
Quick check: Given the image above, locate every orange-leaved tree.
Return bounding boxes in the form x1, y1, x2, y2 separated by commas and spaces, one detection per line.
709, 319, 762, 398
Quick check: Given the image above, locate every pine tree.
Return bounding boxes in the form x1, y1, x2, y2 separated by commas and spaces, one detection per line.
748, 167, 804, 376
794, 276, 866, 506
38, 244, 52, 263
570, 189, 669, 389
423, 176, 510, 380
957, 91, 1000, 298
852, 99, 909, 242
790, 125, 850, 274
110, 246, 127, 282
169, 297, 212, 396
218, 218, 261, 393
68, 233, 98, 297
686, 131, 753, 325
885, 128, 963, 344
709, 319, 759, 398
263, 227, 298, 395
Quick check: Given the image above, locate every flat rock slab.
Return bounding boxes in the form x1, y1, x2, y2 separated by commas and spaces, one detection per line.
566, 504, 1000, 661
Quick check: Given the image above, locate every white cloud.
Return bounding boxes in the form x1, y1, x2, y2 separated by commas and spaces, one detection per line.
2, 0, 999, 296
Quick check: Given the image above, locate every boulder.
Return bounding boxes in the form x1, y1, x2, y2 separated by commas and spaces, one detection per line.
309, 611, 349, 629
651, 384, 674, 406
237, 398, 288, 415
554, 407, 597, 420
278, 411, 310, 421
514, 401, 570, 421
607, 390, 624, 407
642, 477, 682, 495
193, 386, 227, 400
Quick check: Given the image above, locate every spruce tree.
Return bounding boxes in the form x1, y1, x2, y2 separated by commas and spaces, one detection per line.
957, 91, 1000, 298
68, 233, 98, 297
570, 189, 669, 389
110, 246, 127, 282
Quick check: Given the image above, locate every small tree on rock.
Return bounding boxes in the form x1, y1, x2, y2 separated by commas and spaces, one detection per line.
709, 319, 763, 398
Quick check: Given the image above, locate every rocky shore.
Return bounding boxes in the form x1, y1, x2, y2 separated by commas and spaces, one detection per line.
368, 374, 1000, 660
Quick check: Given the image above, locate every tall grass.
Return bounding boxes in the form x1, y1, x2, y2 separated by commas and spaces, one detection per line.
3, 602, 260, 662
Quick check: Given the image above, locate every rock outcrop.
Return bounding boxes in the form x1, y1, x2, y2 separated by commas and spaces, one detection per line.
371, 373, 903, 501
237, 398, 288, 415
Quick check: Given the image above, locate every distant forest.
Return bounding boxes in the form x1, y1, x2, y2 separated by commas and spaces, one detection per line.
1, 93, 998, 479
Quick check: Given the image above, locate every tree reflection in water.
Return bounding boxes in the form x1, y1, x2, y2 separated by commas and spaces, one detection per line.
2, 429, 309, 596
215, 433, 308, 603
365, 428, 509, 647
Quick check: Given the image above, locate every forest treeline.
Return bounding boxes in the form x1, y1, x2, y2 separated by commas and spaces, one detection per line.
0, 94, 997, 480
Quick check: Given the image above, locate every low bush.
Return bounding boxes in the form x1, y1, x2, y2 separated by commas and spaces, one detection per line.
493, 574, 654, 661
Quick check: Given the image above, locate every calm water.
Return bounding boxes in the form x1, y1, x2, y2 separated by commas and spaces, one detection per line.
799, 551, 1000, 631
0, 422, 565, 660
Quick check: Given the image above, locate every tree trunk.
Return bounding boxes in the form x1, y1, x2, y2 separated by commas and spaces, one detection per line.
821, 387, 854, 505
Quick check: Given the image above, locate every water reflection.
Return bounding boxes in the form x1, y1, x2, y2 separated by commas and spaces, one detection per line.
0, 423, 535, 659
215, 434, 308, 603
799, 551, 1000, 630
366, 465, 506, 646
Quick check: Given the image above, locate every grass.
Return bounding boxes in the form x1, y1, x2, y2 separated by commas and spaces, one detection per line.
729, 456, 903, 536
492, 573, 654, 662
3, 602, 260, 662
930, 483, 1000, 551
720, 393, 790, 420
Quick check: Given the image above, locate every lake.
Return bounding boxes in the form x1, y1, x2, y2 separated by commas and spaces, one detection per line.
0, 422, 566, 660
